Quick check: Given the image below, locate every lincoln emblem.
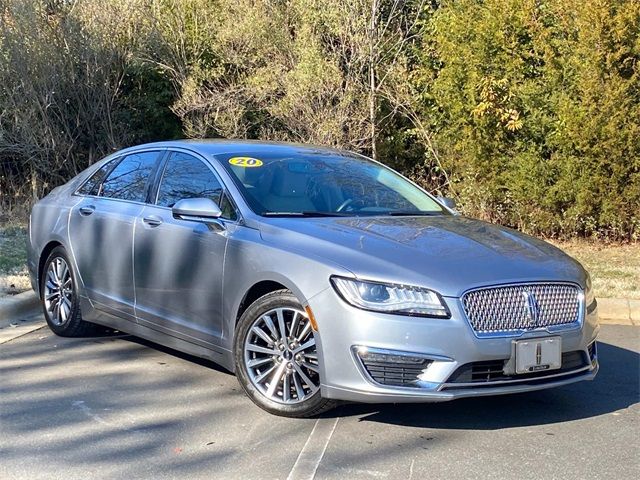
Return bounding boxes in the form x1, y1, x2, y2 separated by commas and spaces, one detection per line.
523, 291, 541, 327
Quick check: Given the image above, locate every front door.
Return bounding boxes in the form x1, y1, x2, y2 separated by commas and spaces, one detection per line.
133, 151, 238, 344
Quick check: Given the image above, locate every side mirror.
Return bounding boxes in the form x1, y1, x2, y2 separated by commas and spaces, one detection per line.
437, 196, 458, 211
172, 198, 222, 224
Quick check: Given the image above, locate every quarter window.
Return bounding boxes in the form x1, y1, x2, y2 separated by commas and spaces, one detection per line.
77, 160, 116, 196
100, 151, 160, 202
156, 152, 237, 220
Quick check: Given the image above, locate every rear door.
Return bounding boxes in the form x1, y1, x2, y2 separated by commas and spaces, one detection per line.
133, 150, 239, 343
69, 149, 164, 319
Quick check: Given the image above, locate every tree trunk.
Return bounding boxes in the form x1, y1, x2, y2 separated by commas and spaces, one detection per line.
369, 0, 379, 160
31, 166, 38, 202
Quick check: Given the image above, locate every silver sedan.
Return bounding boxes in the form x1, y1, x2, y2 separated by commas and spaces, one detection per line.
27, 140, 599, 417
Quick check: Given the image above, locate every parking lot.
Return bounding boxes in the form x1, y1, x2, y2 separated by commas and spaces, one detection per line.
1, 318, 638, 480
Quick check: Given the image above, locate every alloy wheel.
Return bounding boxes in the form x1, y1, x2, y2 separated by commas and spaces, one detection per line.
44, 257, 73, 326
243, 307, 320, 404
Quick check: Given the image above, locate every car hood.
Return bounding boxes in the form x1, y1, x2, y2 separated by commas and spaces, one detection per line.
257, 215, 586, 298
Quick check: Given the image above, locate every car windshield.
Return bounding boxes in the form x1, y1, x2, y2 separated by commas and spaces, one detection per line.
216, 151, 447, 217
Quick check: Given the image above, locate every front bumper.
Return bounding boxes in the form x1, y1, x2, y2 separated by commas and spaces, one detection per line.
309, 288, 599, 403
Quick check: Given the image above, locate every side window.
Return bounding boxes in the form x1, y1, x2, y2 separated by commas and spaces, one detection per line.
77, 160, 116, 196
100, 151, 160, 202
157, 152, 220, 205
156, 152, 237, 220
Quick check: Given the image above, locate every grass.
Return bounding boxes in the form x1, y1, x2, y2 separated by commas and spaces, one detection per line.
0, 222, 30, 295
1, 221, 638, 299
550, 241, 640, 299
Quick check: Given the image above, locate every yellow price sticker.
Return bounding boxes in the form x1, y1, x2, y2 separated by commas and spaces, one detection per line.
229, 157, 263, 168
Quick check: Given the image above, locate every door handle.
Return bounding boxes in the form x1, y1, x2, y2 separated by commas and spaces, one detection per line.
79, 205, 95, 216
142, 215, 163, 227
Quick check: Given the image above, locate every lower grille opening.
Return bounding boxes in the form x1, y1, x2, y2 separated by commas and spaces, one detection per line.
442, 369, 590, 391
355, 347, 433, 387
468, 360, 506, 381
447, 350, 588, 384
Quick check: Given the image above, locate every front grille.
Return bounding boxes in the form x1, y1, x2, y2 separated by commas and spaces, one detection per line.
359, 358, 432, 387
447, 351, 587, 384
462, 283, 582, 335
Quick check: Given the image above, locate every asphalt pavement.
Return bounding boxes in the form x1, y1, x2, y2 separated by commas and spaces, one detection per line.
1, 320, 638, 480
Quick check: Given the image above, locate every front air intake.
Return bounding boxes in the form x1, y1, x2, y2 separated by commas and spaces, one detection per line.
354, 347, 433, 387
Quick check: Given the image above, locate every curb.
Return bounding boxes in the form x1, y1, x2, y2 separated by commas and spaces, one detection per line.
0, 290, 44, 344
0, 290, 40, 324
597, 298, 639, 326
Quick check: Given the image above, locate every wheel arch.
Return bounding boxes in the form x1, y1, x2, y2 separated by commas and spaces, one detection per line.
231, 273, 312, 332
37, 240, 64, 297
235, 280, 290, 324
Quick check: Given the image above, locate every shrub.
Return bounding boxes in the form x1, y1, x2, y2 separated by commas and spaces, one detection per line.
426, 0, 640, 239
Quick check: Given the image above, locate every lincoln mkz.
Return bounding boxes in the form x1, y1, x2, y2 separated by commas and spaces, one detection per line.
28, 140, 599, 417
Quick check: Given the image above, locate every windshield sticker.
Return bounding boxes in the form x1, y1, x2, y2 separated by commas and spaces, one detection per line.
229, 157, 263, 168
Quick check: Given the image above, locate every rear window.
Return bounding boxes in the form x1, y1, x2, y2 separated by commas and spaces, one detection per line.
99, 151, 161, 202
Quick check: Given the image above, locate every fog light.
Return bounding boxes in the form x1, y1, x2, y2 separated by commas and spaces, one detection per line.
354, 346, 434, 388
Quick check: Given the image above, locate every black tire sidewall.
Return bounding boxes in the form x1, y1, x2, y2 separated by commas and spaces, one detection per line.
233, 290, 332, 417
41, 246, 82, 335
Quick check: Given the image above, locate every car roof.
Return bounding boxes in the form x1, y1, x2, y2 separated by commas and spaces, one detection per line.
120, 139, 354, 158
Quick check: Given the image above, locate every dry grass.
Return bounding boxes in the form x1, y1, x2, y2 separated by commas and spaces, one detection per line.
0, 222, 30, 295
550, 240, 640, 299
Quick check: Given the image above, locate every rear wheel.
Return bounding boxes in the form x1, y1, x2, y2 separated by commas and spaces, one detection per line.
234, 290, 336, 417
41, 246, 97, 337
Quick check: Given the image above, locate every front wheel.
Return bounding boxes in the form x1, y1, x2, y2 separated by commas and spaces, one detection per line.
234, 290, 336, 417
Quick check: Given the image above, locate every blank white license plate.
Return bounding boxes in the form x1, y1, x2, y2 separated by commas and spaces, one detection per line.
515, 337, 562, 374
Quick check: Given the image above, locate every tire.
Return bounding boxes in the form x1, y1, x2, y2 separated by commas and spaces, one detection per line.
40, 246, 97, 337
234, 289, 337, 417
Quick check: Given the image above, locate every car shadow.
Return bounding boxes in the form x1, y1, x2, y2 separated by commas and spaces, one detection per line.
89, 330, 639, 430
331, 341, 639, 429
120, 333, 234, 375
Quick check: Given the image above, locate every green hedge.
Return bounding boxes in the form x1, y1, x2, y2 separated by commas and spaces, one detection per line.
426, 0, 640, 239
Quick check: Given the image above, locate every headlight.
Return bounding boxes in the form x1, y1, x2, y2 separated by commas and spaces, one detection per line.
331, 276, 450, 318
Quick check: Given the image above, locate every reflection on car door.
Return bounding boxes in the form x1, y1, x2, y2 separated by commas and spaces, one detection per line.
69, 150, 162, 320
133, 150, 237, 345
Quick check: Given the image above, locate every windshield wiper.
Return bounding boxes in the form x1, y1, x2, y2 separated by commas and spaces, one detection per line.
386, 211, 444, 216
262, 211, 350, 217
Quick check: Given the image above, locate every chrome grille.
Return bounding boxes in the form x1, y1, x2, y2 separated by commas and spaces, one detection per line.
462, 283, 582, 335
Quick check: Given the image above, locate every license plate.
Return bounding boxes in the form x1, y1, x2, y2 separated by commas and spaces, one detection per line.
515, 337, 562, 374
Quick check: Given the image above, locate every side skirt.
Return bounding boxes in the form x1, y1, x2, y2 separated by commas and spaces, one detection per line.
79, 295, 235, 372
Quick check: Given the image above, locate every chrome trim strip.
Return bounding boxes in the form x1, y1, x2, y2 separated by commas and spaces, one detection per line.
353, 345, 453, 362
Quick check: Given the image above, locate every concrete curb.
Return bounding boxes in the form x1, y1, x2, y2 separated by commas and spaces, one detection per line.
0, 290, 40, 324
597, 298, 640, 326
0, 319, 45, 344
